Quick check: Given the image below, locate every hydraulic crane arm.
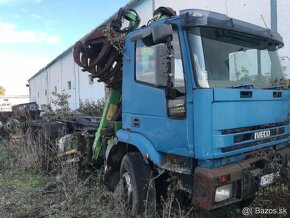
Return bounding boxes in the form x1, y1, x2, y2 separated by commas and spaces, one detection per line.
73, 9, 140, 162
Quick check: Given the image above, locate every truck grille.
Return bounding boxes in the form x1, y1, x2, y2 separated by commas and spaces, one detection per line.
221, 121, 288, 135
233, 128, 285, 143
221, 121, 289, 153
222, 134, 289, 152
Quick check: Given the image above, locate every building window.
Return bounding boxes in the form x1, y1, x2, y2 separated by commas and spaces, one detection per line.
68, 81, 72, 90
45, 89, 47, 95
3, 99, 8, 101
54, 86, 57, 92
38, 92, 39, 97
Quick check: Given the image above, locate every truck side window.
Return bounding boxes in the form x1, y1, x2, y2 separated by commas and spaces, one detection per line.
135, 31, 185, 87
135, 30, 186, 118
135, 41, 157, 85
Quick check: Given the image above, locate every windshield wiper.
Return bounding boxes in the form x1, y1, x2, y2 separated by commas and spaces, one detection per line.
231, 83, 254, 89
264, 85, 286, 90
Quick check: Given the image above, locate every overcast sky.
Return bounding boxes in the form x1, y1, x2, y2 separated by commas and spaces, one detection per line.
0, 0, 128, 95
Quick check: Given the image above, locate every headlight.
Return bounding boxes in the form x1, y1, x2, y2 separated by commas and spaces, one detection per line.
215, 183, 233, 202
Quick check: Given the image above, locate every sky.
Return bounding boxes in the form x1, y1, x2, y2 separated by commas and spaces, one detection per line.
0, 0, 129, 95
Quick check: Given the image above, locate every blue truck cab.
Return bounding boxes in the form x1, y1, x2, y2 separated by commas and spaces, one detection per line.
115, 9, 290, 210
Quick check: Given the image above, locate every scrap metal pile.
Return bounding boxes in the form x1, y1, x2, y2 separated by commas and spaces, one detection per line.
73, 8, 140, 88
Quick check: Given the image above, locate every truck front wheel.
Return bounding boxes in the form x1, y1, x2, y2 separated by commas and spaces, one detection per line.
119, 152, 156, 216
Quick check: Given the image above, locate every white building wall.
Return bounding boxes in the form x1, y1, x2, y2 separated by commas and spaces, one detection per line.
40, 70, 48, 106
29, 49, 105, 110
29, 75, 37, 103
74, 63, 81, 109
48, 61, 62, 107
60, 53, 76, 108
155, 0, 270, 28
77, 67, 105, 105
156, 0, 227, 15
30, 70, 46, 105
155, 0, 272, 28
135, 0, 154, 26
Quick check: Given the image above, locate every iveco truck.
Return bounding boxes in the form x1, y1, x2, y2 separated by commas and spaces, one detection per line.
69, 7, 290, 215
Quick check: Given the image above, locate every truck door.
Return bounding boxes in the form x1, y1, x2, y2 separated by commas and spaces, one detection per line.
123, 28, 191, 157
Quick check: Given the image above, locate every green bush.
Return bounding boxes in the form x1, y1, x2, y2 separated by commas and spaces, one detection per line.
76, 99, 105, 117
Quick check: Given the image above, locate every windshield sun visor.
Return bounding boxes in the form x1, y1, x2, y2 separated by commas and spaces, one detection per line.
180, 9, 284, 49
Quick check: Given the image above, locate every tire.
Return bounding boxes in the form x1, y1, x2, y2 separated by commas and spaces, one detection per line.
120, 152, 156, 217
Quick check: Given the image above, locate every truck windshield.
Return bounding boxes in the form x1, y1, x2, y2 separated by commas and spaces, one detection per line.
188, 27, 285, 89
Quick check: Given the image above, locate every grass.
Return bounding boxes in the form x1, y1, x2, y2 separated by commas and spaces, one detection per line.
0, 137, 289, 218
0, 139, 124, 218
0, 138, 217, 218
0, 139, 49, 217
0, 169, 49, 217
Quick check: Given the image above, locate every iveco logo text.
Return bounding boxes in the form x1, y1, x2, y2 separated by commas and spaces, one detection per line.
254, 130, 271, 140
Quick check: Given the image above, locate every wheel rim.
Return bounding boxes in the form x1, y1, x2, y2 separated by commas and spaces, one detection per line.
121, 172, 133, 213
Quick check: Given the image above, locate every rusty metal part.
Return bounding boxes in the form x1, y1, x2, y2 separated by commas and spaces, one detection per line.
73, 8, 140, 88
73, 28, 123, 87
192, 146, 290, 210
192, 161, 245, 210
153, 7, 177, 17
160, 153, 193, 175
147, 7, 176, 25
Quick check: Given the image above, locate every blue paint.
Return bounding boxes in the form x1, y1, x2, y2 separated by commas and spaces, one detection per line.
116, 129, 164, 165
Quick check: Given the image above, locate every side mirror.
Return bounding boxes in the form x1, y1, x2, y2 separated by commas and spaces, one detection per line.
154, 44, 175, 88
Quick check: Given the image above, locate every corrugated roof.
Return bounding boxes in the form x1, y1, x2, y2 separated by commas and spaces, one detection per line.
28, 0, 143, 81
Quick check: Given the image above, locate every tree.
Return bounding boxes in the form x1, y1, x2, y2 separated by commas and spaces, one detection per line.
0, 86, 5, 95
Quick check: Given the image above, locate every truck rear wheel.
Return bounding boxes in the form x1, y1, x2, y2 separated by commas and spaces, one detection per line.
120, 152, 156, 216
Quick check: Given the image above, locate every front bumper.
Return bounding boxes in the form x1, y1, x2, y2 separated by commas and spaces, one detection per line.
192, 145, 290, 210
